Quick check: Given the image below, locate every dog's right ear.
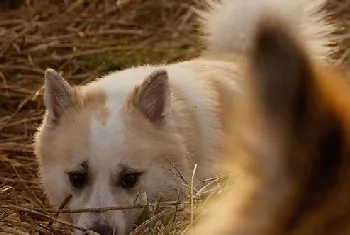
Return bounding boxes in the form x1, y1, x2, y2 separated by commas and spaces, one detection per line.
44, 69, 76, 125
238, 14, 316, 179
249, 16, 312, 130
131, 70, 171, 124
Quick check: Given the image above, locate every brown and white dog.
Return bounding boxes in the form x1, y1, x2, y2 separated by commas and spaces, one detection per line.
34, 0, 335, 234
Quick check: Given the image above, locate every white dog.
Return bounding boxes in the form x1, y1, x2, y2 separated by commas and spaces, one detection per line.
34, 0, 334, 234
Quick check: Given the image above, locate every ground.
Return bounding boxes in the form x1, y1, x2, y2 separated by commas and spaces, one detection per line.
0, 0, 349, 234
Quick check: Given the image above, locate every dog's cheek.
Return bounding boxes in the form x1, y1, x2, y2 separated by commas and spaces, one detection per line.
40, 164, 71, 208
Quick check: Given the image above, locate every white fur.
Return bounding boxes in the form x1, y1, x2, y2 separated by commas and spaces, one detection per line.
199, 0, 335, 62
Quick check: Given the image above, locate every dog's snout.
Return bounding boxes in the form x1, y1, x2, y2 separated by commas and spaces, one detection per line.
87, 224, 115, 235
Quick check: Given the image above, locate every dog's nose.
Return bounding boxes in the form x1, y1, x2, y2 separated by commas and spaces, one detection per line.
87, 225, 115, 235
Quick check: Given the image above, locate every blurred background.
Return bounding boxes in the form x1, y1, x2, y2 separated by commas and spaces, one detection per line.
0, 0, 349, 234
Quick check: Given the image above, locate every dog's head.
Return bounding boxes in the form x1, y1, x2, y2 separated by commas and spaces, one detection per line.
34, 69, 190, 234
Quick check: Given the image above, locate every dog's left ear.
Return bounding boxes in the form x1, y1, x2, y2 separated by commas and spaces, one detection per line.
131, 70, 171, 123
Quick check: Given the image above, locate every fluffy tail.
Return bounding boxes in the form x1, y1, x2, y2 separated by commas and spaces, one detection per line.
198, 0, 336, 62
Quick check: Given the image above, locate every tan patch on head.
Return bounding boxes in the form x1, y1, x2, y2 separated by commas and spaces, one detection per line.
78, 88, 110, 125
35, 87, 109, 167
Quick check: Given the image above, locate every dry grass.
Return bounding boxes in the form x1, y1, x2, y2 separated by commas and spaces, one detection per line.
0, 0, 349, 234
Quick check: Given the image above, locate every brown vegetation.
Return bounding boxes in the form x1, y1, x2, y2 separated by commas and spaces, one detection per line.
0, 0, 349, 234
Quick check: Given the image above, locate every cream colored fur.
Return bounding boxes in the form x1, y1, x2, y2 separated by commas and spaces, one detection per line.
34, 0, 334, 234
200, 0, 335, 62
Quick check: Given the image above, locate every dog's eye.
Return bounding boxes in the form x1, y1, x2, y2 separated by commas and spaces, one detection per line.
120, 172, 141, 189
68, 172, 87, 189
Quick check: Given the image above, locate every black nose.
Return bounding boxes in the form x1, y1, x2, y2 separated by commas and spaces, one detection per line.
87, 225, 115, 235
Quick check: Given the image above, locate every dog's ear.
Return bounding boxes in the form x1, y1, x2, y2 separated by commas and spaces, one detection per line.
249, 16, 312, 131
131, 70, 171, 124
44, 69, 76, 125
244, 15, 348, 229
246, 13, 347, 198
237, 15, 317, 180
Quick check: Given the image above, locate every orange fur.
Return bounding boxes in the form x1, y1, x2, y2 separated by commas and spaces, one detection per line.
191, 14, 350, 235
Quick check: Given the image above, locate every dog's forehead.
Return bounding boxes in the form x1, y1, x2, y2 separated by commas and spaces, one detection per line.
88, 112, 126, 163
87, 108, 154, 171
87, 115, 156, 171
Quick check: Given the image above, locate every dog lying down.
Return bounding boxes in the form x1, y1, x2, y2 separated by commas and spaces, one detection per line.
34, 0, 336, 234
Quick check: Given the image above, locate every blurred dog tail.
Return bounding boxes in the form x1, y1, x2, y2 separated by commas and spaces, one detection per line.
198, 0, 336, 62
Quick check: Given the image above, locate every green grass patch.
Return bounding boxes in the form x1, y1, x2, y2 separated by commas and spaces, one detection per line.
82, 42, 200, 75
